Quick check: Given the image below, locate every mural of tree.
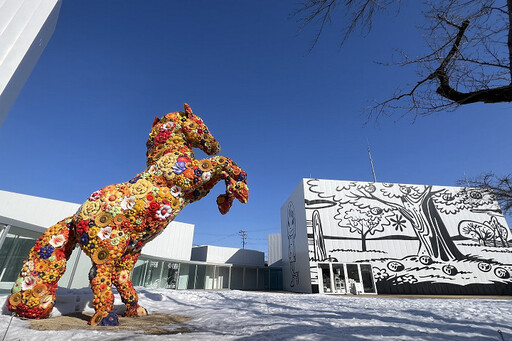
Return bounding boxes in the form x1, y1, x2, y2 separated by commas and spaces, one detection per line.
459, 216, 509, 247
308, 180, 498, 261
335, 207, 385, 251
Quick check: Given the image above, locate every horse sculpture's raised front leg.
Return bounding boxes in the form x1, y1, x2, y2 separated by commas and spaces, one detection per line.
184, 156, 248, 214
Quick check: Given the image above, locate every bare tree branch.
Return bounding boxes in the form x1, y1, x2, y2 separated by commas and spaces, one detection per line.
295, 0, 512, 120
457, 173, 512, 217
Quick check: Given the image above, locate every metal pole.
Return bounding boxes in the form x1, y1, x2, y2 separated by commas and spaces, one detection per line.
367, 139, 377, 183
0, 224, 11, 251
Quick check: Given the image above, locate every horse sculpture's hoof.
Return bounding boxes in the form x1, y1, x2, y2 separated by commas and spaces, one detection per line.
90, 311, 120, 326
124, 305, 148, 317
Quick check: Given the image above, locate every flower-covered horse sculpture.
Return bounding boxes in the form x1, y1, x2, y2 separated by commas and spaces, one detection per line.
6, 104, 248, 326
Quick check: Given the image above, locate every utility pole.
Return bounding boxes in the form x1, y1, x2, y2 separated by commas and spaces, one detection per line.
239, 230, 247, 249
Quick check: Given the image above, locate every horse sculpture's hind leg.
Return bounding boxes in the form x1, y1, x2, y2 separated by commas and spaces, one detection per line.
112, 252, 147, 317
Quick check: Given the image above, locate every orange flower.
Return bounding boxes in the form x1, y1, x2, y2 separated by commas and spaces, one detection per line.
90, 311, 108, 326
113, 214, 126, 226
92, 247, 110, 265
183, 168, 195, 179
95, 212, 113, 227
9, 293, 21, 307
199, 160, 213, 171
32, 283, 47, 297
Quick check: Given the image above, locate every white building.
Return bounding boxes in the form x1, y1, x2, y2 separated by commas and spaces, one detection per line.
0, 0, 62, 125
277, 179, 512, 295
0, 190, 267, 293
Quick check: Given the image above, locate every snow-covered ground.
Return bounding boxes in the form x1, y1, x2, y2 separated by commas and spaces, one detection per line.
1, 288, 511, 340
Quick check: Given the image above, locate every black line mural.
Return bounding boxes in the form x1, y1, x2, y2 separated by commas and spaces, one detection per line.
304, 179, 512, 295
287, 201, 299, 287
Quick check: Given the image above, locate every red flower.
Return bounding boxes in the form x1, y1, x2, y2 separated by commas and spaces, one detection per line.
177, 156, 191, 163
154, 131, 171, 145
149, 201, 160, 211
55, 249, 65, 261
34, 244, 42, 252
146, 193, 154, 201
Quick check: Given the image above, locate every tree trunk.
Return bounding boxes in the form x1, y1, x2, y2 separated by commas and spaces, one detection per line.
361, 233, 367, 252
421, 194, 464, 261
400, 190, 464, 261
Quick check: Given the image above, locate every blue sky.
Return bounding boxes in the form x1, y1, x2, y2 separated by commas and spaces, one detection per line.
1, 1, 511, 255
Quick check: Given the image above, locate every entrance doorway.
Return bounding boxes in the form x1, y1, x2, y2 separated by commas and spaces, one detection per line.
318, 262, 377, 295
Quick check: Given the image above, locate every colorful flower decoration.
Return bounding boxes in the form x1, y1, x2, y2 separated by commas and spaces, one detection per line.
6, 104, 248, 326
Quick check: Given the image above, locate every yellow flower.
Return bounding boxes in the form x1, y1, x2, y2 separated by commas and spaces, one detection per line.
80, 200, 101, 220
130, 179, 152, 198
133, 199, 145, 212
156, 153, 177, 172
159, 187, 171, 198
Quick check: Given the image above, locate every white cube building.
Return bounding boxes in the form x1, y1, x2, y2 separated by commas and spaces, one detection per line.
279, 179, 512, 295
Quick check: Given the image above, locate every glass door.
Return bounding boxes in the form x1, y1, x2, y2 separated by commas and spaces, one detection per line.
360, 264, 377, 293
346, 263, 361, 294
319, 263, 332, 293
331, 264, 346, 294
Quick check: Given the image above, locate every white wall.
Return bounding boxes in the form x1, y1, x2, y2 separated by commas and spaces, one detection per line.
0, 0, 62, 125
192, 245, 265, 267
267, 233, 282, 268
0, 190, 80, 227
280, 180, 311, 293
142, 221, 194, 261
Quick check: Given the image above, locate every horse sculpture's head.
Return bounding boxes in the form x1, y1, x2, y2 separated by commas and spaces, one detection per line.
178, 103, 220, 155
146, 104, 220, 166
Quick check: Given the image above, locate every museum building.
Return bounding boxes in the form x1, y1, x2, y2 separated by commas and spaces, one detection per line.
0, 190, 278, 295
276, 178, 512, 296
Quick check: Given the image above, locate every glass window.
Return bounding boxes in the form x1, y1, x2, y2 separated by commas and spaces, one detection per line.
144, 260, 163, 288
164, 262, 180, 289
195, 265, 206, 289
177, 263, 192, 290
346, 264, 360, 282
215, 266, 230, 289
204, 265, 214, 290
360, 264, 376, 293
319, 263, 332, 293
131, 259, 147, 286
331, 264, 346, 294
0, 233, 36, 282
187, 264, 197, 289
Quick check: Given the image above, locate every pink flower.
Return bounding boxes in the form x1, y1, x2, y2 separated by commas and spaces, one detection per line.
89, 190, 102, 201
170, 185, 182, 198
160, 121, 174, 131
98, 226, 112, 240
21, 275, 36, 290
121, 196, 136, 210
49, 234, 66, 248
118, 270, 129, 284
155, 205, 172, 221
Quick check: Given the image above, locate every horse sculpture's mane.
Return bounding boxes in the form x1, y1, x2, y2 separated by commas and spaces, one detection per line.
7, 104, 248, 326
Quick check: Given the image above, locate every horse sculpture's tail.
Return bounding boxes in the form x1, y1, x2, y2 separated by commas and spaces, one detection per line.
6, 217, 77, 319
